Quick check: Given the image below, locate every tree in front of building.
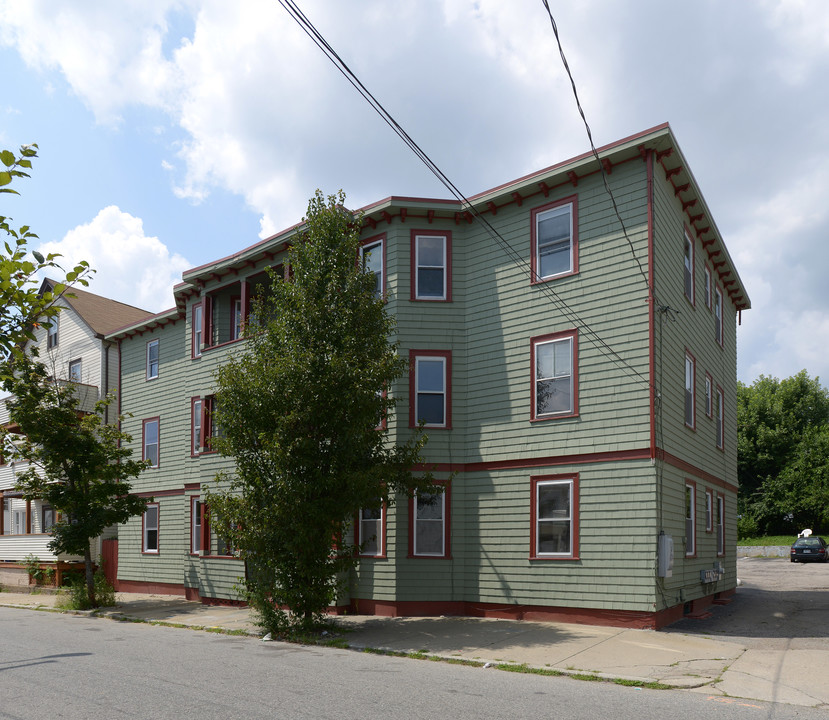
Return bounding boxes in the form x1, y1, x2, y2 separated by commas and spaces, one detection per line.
1, 144, 92, 371
1, 357, 149, 607
206, 190, 437, 633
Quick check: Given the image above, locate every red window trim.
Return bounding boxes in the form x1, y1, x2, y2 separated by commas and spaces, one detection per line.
410, 229, 452, 302
408, 350, 452, 429
142, 417, 160, 468
684, 348, 697, 431
704, 372, 714, 419
200, 396, 219, 455
703, 262, 713, 310
361, 233, 387, 300
716, 492, 726, 557
715, 384, 725, 451
190, 397, 202, 457
714, 283, 724, 348
408, 481, 451, 559
704, 488, 714, 533
189, 496, 202, 556
191, 301, 203, 359
530, 329, 579, 422
199, 504, 240, 559
685, 479, 697, 558
683, 227, 696, 308
530, 194, 579, 285
146, 339, 159, 381
142, 502, 160, 555
354, 501, 387, 559
529, 473, 580, 561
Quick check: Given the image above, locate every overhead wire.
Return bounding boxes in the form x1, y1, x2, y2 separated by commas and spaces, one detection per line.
277, 0, 653, 390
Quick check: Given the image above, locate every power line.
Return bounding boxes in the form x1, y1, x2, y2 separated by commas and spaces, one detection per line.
277, 0, 652, 390
540, 0, 651, 294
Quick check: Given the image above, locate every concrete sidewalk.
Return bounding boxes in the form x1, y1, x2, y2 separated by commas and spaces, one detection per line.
1, 588, 825, 709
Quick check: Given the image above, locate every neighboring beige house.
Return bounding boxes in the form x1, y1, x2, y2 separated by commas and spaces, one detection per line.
0, 280, 150, 587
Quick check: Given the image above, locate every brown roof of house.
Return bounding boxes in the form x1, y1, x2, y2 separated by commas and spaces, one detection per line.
42, 280, 152, 337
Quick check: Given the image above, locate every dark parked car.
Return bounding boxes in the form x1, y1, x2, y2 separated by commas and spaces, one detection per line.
790, 535, 828, 563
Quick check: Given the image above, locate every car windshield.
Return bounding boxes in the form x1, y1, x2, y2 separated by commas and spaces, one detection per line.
794, 537, 821, 547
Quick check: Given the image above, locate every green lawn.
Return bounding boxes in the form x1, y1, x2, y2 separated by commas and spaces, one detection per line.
737, 535, 797, 546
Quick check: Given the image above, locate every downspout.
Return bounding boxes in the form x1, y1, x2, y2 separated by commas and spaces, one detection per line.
646, 149, 656, 461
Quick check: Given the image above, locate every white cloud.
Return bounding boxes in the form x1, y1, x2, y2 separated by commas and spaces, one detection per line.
36, 206, 191, 313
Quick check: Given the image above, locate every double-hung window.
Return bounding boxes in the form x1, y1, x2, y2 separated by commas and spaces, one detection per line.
192, 302, 203, 358
532, 330, 577, 420
143, 503, 159, 553
685, 482, 696, 557
531, 198, 577, 282
42, 505, 55, 533
411, 489, 448, 557
358, 504, 384, 557
714, 286, 723, 346
191, 398, 203, 455
685, 352, 696, 429
360, 236, 384, 299
531, 475, 578, 559
146, 340, 159, 380
191, 498, 202, 554
143, 418, 159, 468
410, 351, 450, 428
202, 396, 221, 452
705, 489, 713, 532
716, 494, 725, 556
47, 318, 58, 349
68, 359, 82, 383
703, 265, 712, 309
230, 298, 242, 341
716, 386, 725, 450
704, 373, 713, 418
412, 232, 450, 301
684, 231, 695, 304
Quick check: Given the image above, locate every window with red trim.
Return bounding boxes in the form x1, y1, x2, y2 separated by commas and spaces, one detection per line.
530, 196, 578, 283
530, 474, 578, 559
142, 418, 159, 468
685, 481, 696, 557
191, 397, 202, 456
360, 234, 385, 300
190, 497, 202, 554
685, 351, 696, 429
684, 230, 695, 305
531, 330, 578, 420
192, 302, 203, 358
411, 231, 451, 301
705, 489, 713, 532
714, 286, 723, 346
143, 503, 159, 554
409, 485, 450, 558
716, 385, 725, 450
356, 502, 385, 557
409, 350, 451, 428
716, 494, 725, 556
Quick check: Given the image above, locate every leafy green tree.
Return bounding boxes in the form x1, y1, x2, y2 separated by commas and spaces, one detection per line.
1, 357, 149, 607
738, 370, 829, 534
205, 190, 436, 632
1, 144, 92, 370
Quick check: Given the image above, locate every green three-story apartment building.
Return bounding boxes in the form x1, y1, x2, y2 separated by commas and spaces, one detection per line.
107, 124, 750, 628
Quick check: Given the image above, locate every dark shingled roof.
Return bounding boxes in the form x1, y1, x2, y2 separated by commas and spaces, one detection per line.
42, 279, 152, 337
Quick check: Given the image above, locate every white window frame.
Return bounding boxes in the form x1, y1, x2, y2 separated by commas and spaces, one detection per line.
143, 503, 159, 554
47, 318, 58, 349
146, 339, 159, 380
685, 353, 695, 429
534, 478, 574, 558
533, 334, 574, 418
414, 355, 447, 428
704, 374, 713, 418
68, 359, 82, 383
716, 386, 725, 450
360, 238, 384, 300
192, 398, 202, 455
716, 494, 725, 556
413, 490, 445, 557
143, 418, 159, 468
705, 489, 713, 532
415, 234, 447, 300
231, 298, 242, 341
191, 497, 202, 554
192, 303, 203, 358
358, 504, 383, 557
703, 265, 712, 309
684, 231, 694, 304
685, 483, 696, 557
535, 202, 574, 281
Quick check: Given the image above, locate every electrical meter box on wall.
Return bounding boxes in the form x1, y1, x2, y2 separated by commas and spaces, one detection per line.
658, 533, 673, 578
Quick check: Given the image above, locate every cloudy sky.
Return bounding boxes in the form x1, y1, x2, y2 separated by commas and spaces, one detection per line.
1, 0, 827, 386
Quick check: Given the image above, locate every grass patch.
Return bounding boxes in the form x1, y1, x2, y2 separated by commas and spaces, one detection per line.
737, 536, 794, 546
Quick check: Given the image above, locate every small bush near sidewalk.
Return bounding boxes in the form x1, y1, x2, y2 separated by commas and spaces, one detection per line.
58, 570, 117, 610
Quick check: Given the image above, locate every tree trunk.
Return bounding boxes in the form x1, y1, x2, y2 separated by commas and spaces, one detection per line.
84, 543, 96, 608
